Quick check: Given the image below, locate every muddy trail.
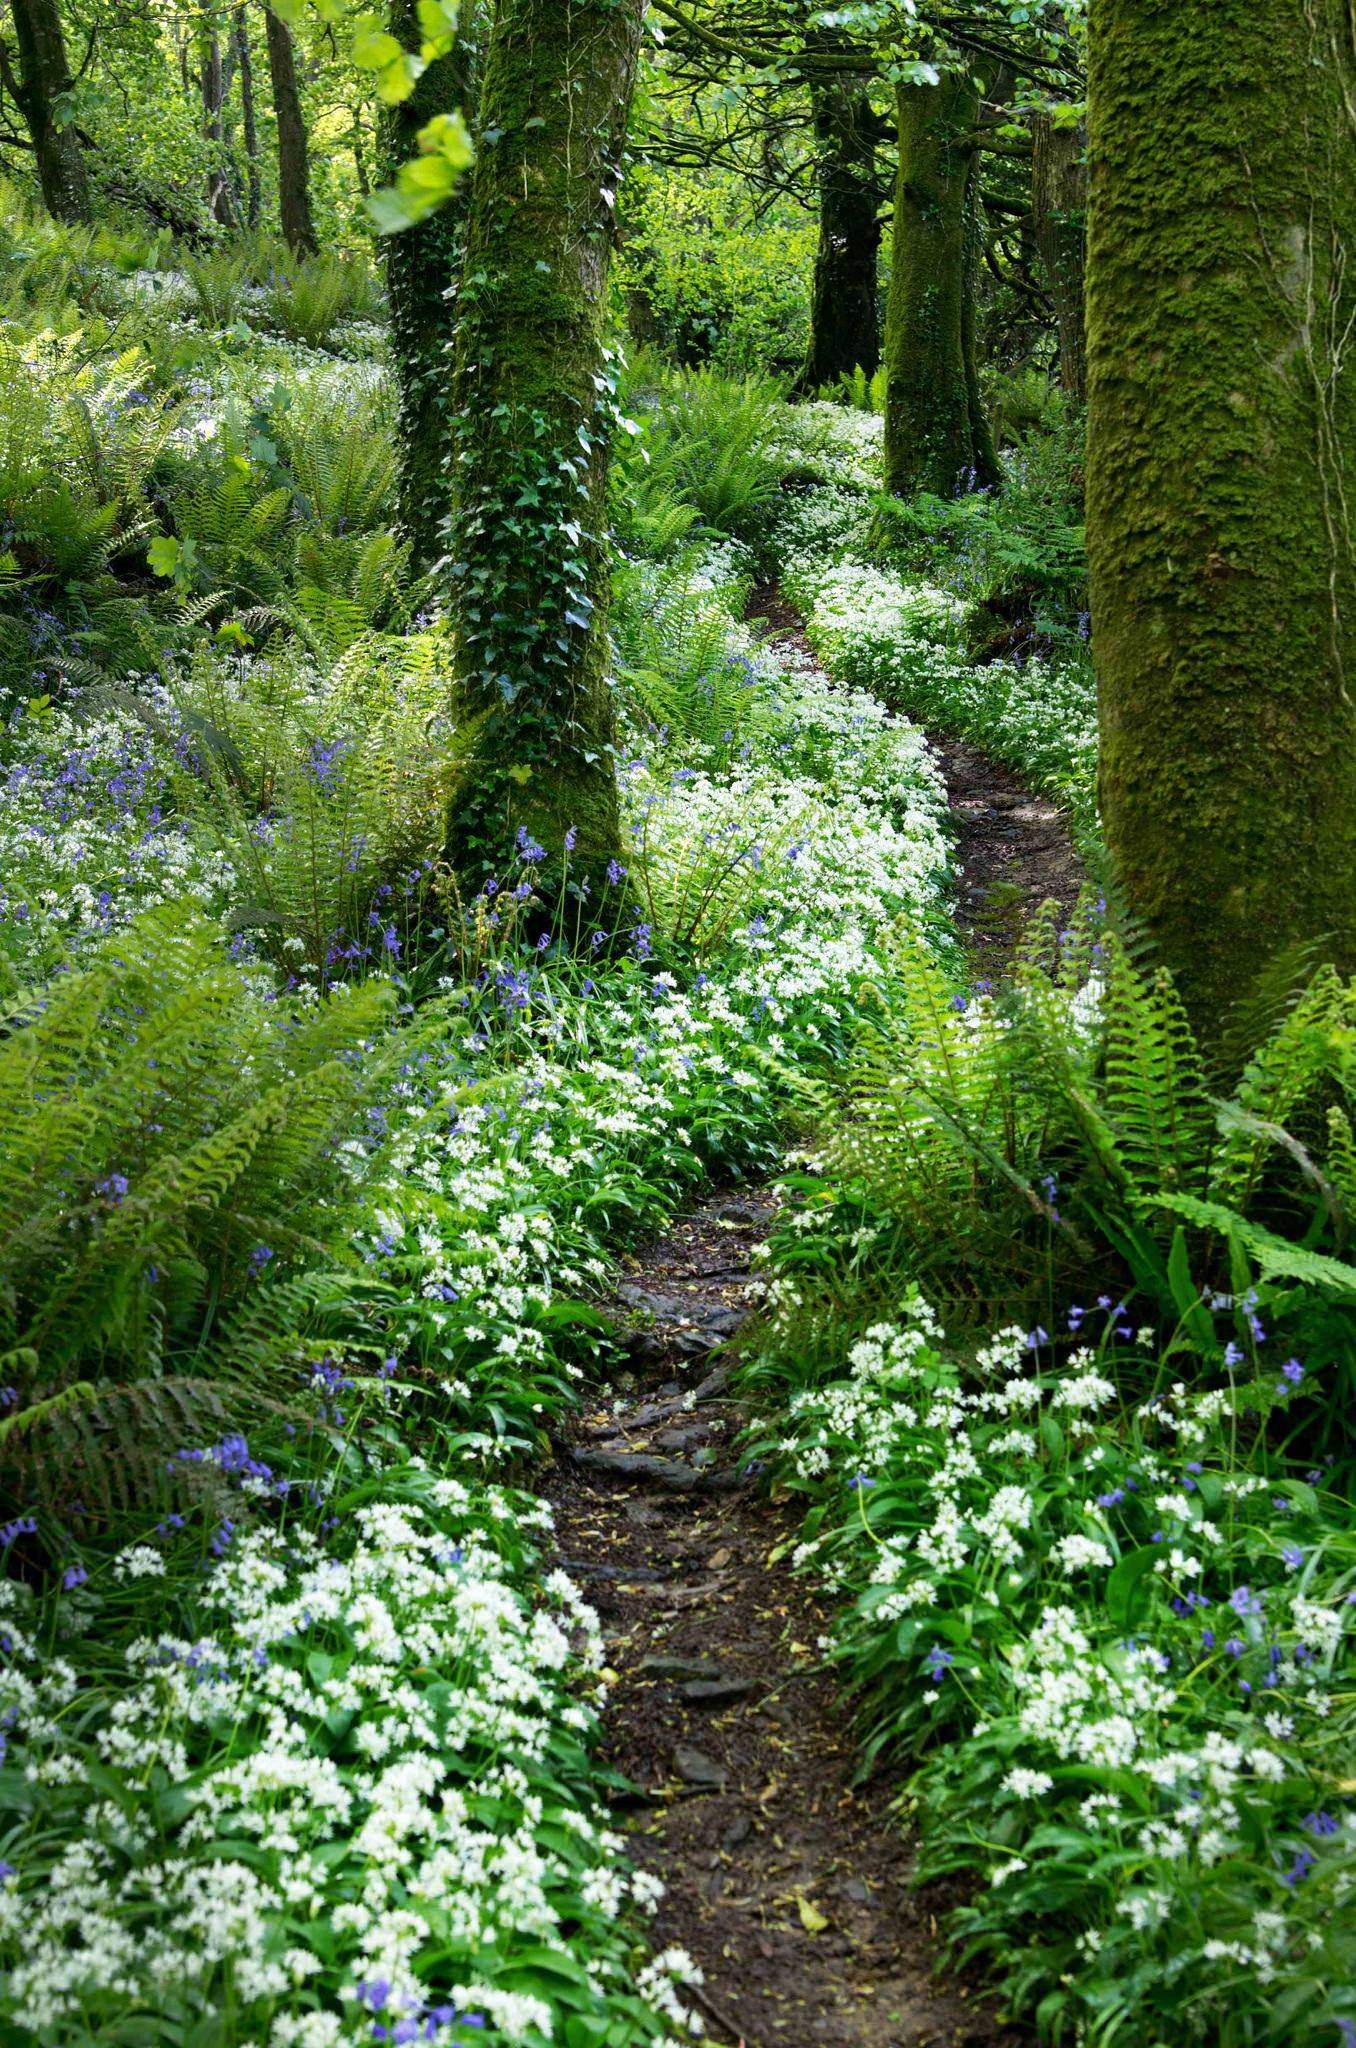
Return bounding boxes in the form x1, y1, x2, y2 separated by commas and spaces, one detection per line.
748, 581, 1082, 976
546, 1196, 1022, 2048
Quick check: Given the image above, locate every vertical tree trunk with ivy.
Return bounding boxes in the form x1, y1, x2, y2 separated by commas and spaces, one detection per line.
1, 0, 90, 224
1032, 112, 1086, 402
1087, 0, 1356, 1031
882, 72, 993, 498
379, 1, 476, 564
794, 73, 883, 394
444, 0, 645, 890
264, 5, 316, 256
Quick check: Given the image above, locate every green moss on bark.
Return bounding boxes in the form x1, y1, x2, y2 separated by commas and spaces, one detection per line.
443, 0, 646, 892
794, 75, 884, 394
882, 73, 994, 499
1086, 0, 1356, 1033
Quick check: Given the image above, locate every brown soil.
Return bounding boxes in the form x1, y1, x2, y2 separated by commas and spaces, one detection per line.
747, 580, 1082, 977
927, 733, 1081, 976
545, 1195, 1022, 2048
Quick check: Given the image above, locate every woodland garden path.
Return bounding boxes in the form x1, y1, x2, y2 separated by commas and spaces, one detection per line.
544, 604, 1080, 2044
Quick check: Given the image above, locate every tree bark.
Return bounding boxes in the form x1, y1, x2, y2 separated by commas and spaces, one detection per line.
201, 30, 237, 228
264, 5, 316, 257
882, 72, 994, 497
1031, 112, 1086, 402
2, 0, 90, 224
379, 0, 477, 564
443, 0, 647, 892
794, 74, 883, 394
235, 4, 260, 229
1087, 0, 1356, 1034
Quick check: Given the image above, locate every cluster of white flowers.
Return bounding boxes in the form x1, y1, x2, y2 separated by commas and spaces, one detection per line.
756, 398, 1098, 824
0, 700, 235, 975
0, 1484, 704, 2042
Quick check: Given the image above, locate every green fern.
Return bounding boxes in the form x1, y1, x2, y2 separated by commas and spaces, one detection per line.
0, 903, 394, 1381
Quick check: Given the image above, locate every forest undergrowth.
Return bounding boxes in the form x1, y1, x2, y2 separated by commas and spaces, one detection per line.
0, 193, 1352, 2048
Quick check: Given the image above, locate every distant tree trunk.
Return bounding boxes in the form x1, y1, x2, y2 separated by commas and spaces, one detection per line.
379, 0, 476, 563
1087, 0, 1356, 1034
1031, 112, 1086, 401
1, 0, 91, 224
235, 4, 260, 229
961, 178, 1001, 485
264, 6, 316, 256
794, 74, 883, 395
443, 0, 647, 892
882, 72, 993, 497
201, 31, 237, 227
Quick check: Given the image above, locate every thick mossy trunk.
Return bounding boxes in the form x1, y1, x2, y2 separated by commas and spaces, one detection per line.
1087, 0, 1356, 1034
882, 73, 993, 498
1031, 113, 1086, 402
794, 74, 883, 394
264, 8, 316, 257
379, 1, 477, 565
3, 0, 90, 224
443, 0, 645, 892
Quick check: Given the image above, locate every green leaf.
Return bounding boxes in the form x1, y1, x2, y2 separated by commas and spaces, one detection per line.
1105, 1545, 1160, 1632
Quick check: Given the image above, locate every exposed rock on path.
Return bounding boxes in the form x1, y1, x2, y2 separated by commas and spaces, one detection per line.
545, 1195, 1019, 2048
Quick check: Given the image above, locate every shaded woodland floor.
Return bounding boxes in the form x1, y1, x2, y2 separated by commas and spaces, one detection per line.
545, 596, 1075, 2042
547, 1194, 1024, 2048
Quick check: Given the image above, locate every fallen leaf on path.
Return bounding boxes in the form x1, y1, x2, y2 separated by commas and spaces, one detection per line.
796, 1895, 829, 1934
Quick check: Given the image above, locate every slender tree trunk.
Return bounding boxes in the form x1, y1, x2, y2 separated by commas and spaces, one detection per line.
962, 179, 1001, 485
264, 6, 316, 257
794, 74, 883, 394
235, 4, 260, 229
882, 72, 993, 497
1087, 0, 1356, 1033
379, 0, 476, 563
201, 31, 237, 227
1031, 113, 1086, 402
444, 0, 647, 891
2, 0, 90, 224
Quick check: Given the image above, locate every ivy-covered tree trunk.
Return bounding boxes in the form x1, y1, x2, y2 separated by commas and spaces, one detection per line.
794, 74, 883, 394
264, 6, 316, 257
1, 0, 90, 224
1087, 0, 1356, 1032
443, 0, 646, 891
882, 73, 993, 498
1031, 112, 1086, 402
379, 1, 477, 564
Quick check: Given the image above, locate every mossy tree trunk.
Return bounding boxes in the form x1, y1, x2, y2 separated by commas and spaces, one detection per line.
1031, 112, 1086, 402
794, 74, 884, 394
379, 1, 479, 566
264, 6, 316, 257
882, 72, 994, 498
1, 0, 91, 224
443, 0, 646, 893
1087, 0, 1356, 1032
